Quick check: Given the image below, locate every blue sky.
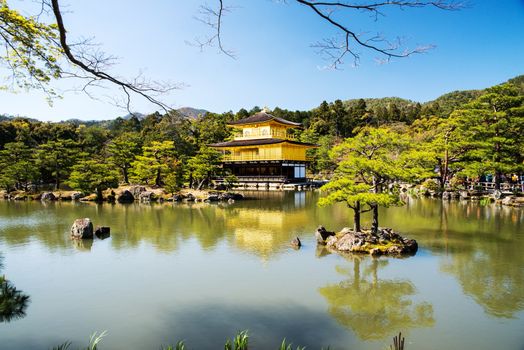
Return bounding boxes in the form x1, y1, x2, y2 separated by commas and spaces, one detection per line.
1, 0, 523, 121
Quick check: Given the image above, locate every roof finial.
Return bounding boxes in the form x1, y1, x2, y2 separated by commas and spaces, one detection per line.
262, 106, 270, 113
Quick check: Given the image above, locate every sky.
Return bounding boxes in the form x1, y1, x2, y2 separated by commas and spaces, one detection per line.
1, 0, 523, 122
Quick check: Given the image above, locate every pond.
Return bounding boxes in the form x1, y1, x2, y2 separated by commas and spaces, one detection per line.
0, 192, 523, 349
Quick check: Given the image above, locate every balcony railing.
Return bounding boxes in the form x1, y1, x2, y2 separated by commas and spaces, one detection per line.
234, 130, 296, 141
222, 154, 308, 162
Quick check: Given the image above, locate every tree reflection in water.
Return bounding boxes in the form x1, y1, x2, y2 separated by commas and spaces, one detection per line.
319, 254, 434, 340
0, 256, 30, 323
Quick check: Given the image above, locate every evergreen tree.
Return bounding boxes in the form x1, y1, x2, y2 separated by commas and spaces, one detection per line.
68, 160, 119, 201
319, 127, 411, 233
451, 83, 524, 189
0, 142, 38, 191
186, 146, 223, 190
36, 139, 78, 190
106, 132, 142, 183
131, 141, 177, 187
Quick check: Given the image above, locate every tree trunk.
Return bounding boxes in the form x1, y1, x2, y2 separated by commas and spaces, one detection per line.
353, 201, 361, 232
371, 204, 379, 235
155, 168, 161, 187
123, 166, 129, 184
55, 170, 60, 190
95, 187, 103, 202
370, 176, 380, 234
197, 178, 206, 190
494, 170, 501, 190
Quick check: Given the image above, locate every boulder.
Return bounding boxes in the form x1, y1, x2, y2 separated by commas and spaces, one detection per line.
441, 191, 450, 200
315, 226, 335, 244
71, 192, 83, 201
139, 191, 155, 203
130, 186, 147, 197
290, 237, 302, 249
218, 192, 244, 201
13, 194, 26, 200
502, 196, 516, 206
459, 191, 470, 199
95, 226, 110, 239
491, 190, 503, 200
71, 218, 94, 239
369, 248, 382, 256
184, 193, 196, 202
335, 232, 365, 251
206, 194, 220, 202
117, 190, 135, 203
41, 192, 56, 201
172, 194, 184, 202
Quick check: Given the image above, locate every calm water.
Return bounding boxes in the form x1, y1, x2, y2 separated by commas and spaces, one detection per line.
0, 192, 523, 349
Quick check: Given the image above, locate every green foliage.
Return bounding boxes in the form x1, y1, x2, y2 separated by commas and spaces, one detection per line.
131, 141, 177, 187
106, 132, 142, 183
0, 141, 38, 191
450, 83, 524, 187
224, 330, 249, 350
52, 331, 107, 350
186, 146, 223, 190
0, 75, 522, 194
0, 275, 30, 323
279, 339, 306, 350
37, 139, 79, 189
224, 173, 238, 190
67, 160, 119, 200
421, 179, 441, 193
0, 0, 61, 96
320, 127, 412, 232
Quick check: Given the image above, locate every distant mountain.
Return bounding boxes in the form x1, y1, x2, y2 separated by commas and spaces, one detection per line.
120, 108, 207, 120
177, 107, 208, 119
121, 112, 146, 120
0, 114, 39, 123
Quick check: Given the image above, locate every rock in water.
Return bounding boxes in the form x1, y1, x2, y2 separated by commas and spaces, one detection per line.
290, 237, 302, 248
71, 218, 94, 239
206, 194, 220, 202
492, 190, 503, 200
130, 186, 147, 197
71, 192, 83, 201
117, 190, 135, 203
315, 226, 335, 244
316, 227, 418, 256
139, 191, 155, 203
95, 226, 111, 239
41, 192, 56, 201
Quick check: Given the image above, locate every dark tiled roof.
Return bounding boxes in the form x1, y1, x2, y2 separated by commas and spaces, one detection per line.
209, 138, 317, 148
228, 111, 302, 127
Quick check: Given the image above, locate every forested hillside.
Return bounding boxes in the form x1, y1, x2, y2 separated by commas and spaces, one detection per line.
1, 75, 522, 197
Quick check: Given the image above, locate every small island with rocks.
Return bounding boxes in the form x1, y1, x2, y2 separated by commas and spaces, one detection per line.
315, 226, 418, 257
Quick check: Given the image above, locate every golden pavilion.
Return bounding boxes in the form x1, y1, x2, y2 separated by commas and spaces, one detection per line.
210, 111, 317, 184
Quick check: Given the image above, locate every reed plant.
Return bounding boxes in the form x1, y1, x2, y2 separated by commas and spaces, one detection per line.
53, 329, 407, 349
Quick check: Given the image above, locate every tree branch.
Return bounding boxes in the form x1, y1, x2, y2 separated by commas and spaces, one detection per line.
50, 0, 178, 112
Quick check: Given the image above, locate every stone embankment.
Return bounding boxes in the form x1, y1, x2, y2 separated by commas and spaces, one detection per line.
1, 186, 245, 204
315, 226, 418, 257
399, 183, 524, 208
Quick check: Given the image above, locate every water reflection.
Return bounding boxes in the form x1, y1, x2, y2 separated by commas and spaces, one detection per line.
319, 255, 435, 340
1, 194, 523, 326
379, 198, 524, 319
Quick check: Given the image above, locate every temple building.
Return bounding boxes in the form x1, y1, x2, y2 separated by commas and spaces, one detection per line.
210, 111, 317, 185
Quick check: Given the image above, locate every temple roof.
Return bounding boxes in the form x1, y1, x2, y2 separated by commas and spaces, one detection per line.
209, 138, 317, 148
228, 111, 302, 127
